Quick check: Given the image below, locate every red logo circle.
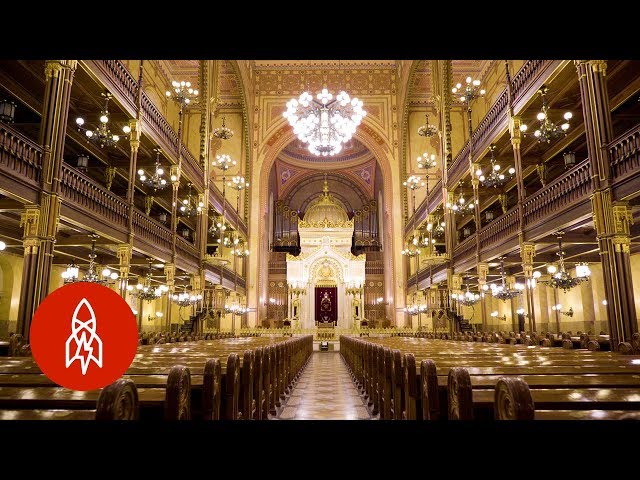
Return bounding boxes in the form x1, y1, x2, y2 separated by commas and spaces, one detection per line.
30, 283, 138, 391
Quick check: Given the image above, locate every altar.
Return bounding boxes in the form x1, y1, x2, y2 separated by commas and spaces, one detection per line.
286, 180, 365, 330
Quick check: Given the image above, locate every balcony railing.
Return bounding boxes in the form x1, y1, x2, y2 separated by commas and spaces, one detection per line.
176, 235, 200, 269
0, 124, 43, 190
609, 123, 640, 181
523, 159, 592, 229
452, 233, 477, 267
61, 164, 128, 229
478, 206, 519, 251
89, 60, 138, 114
132, 209, 173, 253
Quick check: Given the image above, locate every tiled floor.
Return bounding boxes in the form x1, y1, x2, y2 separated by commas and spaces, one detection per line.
277, 352, 371, 420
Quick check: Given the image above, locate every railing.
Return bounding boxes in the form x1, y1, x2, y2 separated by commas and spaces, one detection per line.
405, 179, 443, 235
452, 233, 476, 265
176, 234, 200, 268
448, 141, 470, 187
478, 206, 519, 251
60, 165, 128, 228
0, 124, 42, 186
512, 60, 550, 103
268, 261, 287, 275
132, 208, 173, 253
90, 60, 137, 112
609, 123, 640, 181
365, 260, 384, 275
140, 92, 179, 153
523, 159, 592, 228
470, 89, 509, 154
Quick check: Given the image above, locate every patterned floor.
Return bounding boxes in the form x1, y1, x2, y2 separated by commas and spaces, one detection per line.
278, 352, 371, 420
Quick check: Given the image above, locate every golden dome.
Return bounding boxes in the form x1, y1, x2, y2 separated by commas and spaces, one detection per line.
302, 179, 349, 225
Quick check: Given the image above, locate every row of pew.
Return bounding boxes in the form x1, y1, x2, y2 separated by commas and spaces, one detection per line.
340, 335, 640, 420
138, 332, 235, 345
0, 335, 313, 420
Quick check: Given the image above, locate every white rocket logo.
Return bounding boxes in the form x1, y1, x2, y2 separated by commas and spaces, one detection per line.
65, 298, 103, 375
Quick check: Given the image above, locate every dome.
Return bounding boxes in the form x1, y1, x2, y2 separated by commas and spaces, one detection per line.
302, 179, 349, 225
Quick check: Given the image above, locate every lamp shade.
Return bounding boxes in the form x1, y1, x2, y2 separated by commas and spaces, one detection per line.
563, 151, 576, 168
0, 100, 16, 123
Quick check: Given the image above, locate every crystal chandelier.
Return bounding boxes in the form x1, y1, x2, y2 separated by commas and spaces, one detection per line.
213, 154, 237, 173
490, 257, 524, 301
283, 88, 367, 157
138, 148, 168, 191
228, 175, 249, 194
452, 283, 480, 307
426, 214, 446, 239
212, 116, 234, 140
129, 260, 168, 302
446, 183, 476, 216
165, 81, 199, 107
403, 175, 425, 191
417, 114, 438, 138
61, 234, 119, 285
179, 183, 204, 217
520, 86, 572, 143
476, 144, 515, 188
539, 232, 590, 292
172, 287, 202, 308
75, 92, 130, 148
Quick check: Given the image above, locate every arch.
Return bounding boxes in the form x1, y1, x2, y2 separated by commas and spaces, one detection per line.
251, 114, 402, 327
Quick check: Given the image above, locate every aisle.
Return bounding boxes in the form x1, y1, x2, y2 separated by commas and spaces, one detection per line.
278, 352, 371, 420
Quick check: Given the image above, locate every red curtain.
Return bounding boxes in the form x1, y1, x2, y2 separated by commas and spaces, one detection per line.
315, 286, 337, 324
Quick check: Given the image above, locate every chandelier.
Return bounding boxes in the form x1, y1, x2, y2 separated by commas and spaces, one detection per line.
179, 183, 204, 217
426, 215, 446, 238
225, 303, 248, 315
172, 287, 202, 308
417, 114, 438, 138
539, 232, 590, 292
129, 260, 168, 302
228, 175, 249, 194
404, 303, 427, 316
446, 183, 476, 216
208, 213, 231, 236
417, 152, 437, 170
283, 88, 367, 157
138, 148, 168, 191
61, 234, 119, 285
230, 237, 250, 257
213, 154, 237, 172
75, 92, 130, 148
452, 284, 480, 307
520, 86, 572, 143
212, 116, 234, 140
476, 144, 515, 188
490, 257, 523, 301
452, 77, 486, 104
165, 81, 199, 107
403, 175, 425, 191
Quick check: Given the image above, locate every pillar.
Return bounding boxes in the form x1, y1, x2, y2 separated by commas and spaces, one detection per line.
520, 241, 536, 332
16, 60, 77, 339
477, 262, 488, 331
117, 244, 132, 298
577, 60, 638, 348
164, 263, 175, 332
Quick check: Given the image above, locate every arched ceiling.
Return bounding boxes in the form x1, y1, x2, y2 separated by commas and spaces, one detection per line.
280, 138, 372, 165
284, 173, 370, 216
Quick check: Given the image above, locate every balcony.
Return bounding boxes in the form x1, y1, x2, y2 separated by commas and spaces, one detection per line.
176, 234, 200, 272
131, 208, 173, 260
0, 124, 42, 203
610, 122, 640, 198
478, 206, 520, 257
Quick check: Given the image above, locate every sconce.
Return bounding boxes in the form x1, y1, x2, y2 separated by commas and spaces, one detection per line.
490, 311, 507, 321
551, 304, 573, 317
148, 311, 164, 321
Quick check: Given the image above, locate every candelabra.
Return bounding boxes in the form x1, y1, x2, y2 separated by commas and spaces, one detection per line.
75, 92, 130, 148
520, 86, 572, 143
138, 148, 168, 191
476, 144, 515, 188
490, 257, 524, 301
538, 232, 590, 292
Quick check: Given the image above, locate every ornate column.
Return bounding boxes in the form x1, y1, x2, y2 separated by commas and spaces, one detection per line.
477, 262, 488, 331
117, 244, 132, 298
577, 60, 638, 348
170, 166, 181, 263
164, 263, 175, 332
127, 118, 142, 241
520, 241, 536, 332
16, 60, 77, 339
197, 60, 211, 300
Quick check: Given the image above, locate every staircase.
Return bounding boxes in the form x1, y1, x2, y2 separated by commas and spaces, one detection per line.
180, 315, 197, 334
456, 313, 473, 332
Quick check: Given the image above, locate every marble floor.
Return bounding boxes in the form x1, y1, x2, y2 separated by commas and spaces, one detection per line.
277, 352, 372, 420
